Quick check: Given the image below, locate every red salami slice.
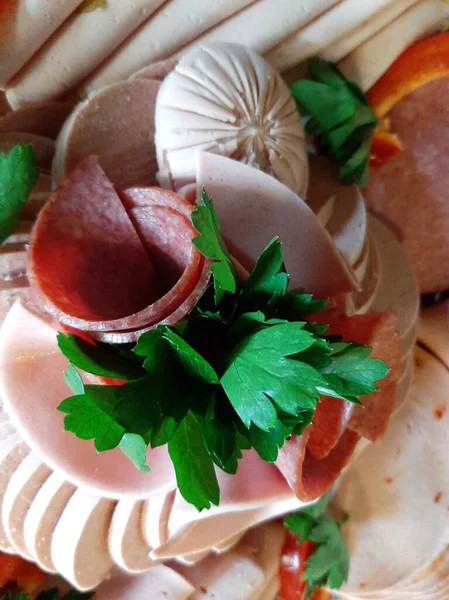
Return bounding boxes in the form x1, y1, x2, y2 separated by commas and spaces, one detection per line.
275, 428, 360, 502
307, 397, 353, 460
28, 159, 207, 342
364, 78, 449, 293
326, 311, 400, 442
29, 157, 158, 322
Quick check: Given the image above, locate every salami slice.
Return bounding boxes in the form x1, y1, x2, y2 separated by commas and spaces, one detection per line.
307, 397, 354, 460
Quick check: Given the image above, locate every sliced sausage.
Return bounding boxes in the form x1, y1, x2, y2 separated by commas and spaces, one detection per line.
0, 103, 73, 139
52, 79, 160, 189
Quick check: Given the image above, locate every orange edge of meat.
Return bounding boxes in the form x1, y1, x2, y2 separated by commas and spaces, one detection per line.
0, 552, 45, 593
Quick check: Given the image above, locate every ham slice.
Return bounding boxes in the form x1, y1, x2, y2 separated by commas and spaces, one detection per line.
23, 473, 75, 573
94, 564, 194, 599
29, 157, 158, 322
0, 103, 73, 139
52, 79, 160, 189
0, 133, 54, 172
51, 490, 115, 590
334, 347, 449, 595
266, 0, 405, 73
5, 0, 169, 109
82, 0, 258, 94
2, 452, 51, 559
196, 152, 356, 296
156, 44, 308, 198
0, 302, 177, 498
0, 439, 29, 552
365, 79, 449, 293
0, 0, 85, 89
108, 499, 155, 574
338, 0, 449, 92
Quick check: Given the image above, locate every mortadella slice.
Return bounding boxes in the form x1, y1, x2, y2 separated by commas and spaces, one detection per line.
0, 302, 177, 498
197, 153, 357, 296
51, 490, 115, 590
338, 0, 449, 92
23, 473, 75, 573
82, 0, 258, 94
5, 0, 169, 108
0, 103, 73, 139
0, 0, 85, 89
29, 156, 158, 322
2, 452, 51, 559
52, 79, 160, 189
108, 499, 155, 574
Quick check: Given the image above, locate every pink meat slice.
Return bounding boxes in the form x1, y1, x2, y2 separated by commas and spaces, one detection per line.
130, 57, 178, 82
196, 153, 357, 297
0, 103, 73, 139
0, 133, 55, 171
28, 156, 158, 322
276, 428, 360, 502
0, 302, 177, 499
52, 79, 160, 189
364, 78, 449, 293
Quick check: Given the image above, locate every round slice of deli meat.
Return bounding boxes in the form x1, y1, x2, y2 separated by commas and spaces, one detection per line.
334, 347, 449, 597
52, 79, 160, 190
156, 43, 309, 197
51, 489, 116, 591
23, 472, 75, 573
2, 452, 51, 559
0, 103, 73, 139
0, 133, 55, 172
108, 499, 155, 574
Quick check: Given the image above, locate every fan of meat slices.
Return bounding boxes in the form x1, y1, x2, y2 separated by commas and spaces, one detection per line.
1, 2, 449, 600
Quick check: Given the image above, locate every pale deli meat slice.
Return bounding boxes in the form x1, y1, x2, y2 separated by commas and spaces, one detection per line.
142, 490, 176, 550
2, 452, 51, 559
337, 0, 449, 92
82, 0, 258, 94
335, 347, 449, 595
0, 302, 177, 499
0, 438, 29, 553
23, 472, 75, 573
52, 79, 160, 190
51, 490, 116, 591
196, 152, 357, 297
6, 0, 169, 108
0, 0, 85, 89
108, 499, 156, 574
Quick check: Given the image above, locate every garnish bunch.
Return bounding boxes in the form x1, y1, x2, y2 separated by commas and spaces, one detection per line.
58, 191, 388, 510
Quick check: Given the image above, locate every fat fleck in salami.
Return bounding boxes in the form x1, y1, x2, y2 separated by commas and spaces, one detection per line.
28, 157, 207, 342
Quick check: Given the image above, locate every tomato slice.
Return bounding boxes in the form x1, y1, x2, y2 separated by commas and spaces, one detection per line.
279, 532, 315, 600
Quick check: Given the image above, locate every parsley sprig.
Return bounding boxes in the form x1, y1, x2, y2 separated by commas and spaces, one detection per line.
284, 492, 349, 597
57, 190, 388, 511
291, 58, 378, 187
0, 589, 93, 600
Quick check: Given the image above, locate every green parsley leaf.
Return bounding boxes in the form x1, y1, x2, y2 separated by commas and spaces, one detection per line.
221, 323, 324, 430
291, 58, 378, 186
58, 333, 144, 380
321, 343, 390, 397
64, 364, 84, 395
284, 492, 349, 597
239, 237, 288, 311
168, 411, 220, 511
1, 594, 29, 600
119, 433, 150, 472
163, 328, 219, 384
204, 413, 241, 474
58, 386, 126, 452
0, 145, 39, 243
2, 589, 94, 600
279, 289, 328, 320
191, 189, 237, 304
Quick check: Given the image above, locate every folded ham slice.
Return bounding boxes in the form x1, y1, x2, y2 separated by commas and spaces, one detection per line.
0, 0, 85, 89
196, 152, 357, 297
5, 0, 169, 109
82, 0, 258, 95
52, 79, 160, 189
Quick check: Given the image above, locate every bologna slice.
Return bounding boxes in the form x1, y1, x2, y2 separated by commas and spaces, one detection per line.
365, 81, 449, 293
5, 0, 169, 108
0, 0, 85, 89
29, 157, 158, 322
196, 152, 357, 297
0, 103, 73, 139
0, 302, 177, 498
82, 0, 258, 94
0, 133, 55, 172
52, 79, 160, 190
